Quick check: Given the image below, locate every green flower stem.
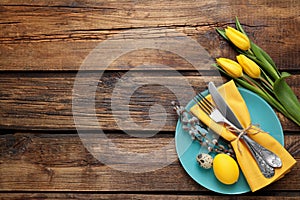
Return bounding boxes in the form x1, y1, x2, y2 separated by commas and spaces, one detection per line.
242, 74, 273, 96
242, 75, 259, 88
259, 77, 273, 91
260, 67, 274, 86
234, 78, 268, 98
246, 49, 255, 57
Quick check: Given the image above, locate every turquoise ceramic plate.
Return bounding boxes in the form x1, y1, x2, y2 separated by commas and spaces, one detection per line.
175, 87, 284, 194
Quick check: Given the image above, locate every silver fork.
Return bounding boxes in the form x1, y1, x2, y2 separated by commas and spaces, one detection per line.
194, 93, 276, 178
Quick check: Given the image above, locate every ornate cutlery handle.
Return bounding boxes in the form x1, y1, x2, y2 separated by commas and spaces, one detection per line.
242, 138, 275, 178
243, 135, 282, 168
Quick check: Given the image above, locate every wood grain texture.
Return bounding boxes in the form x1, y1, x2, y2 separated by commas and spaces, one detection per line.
1, 0, 300, 198
1, 193, 300, 200
0, 72, 299, 131
0, 133, 299, 191
0, 0, 299, 71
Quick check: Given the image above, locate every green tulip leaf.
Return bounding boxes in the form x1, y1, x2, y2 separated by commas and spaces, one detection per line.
258, 46, 277, 70
216, 28, 228, 40
281, 71, 291, 78
235, 17, 247, 36
251, 42, 280, 80
274, 76, 300, 123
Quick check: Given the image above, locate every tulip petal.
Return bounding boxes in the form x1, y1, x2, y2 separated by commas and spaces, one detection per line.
225, 27, 250, 51
216, 58, 243, 78
237, 54, 261, 79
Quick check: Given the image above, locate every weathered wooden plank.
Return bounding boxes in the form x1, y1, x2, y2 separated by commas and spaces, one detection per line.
0, 73, 299, 131
0, 133, 299, 191
0, 193, 299, 200
0, 0, 299, 71
1, 0, 298, 35
0, 34, 217, 71
0, 27, 298, 71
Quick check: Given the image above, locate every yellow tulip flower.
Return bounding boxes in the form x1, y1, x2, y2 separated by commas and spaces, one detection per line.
216, 58, 243, 78
236, 54, 261, 79
225, 26, 250, 51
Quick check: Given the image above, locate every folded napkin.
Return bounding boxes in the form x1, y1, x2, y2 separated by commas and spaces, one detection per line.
190, 80, 296, 192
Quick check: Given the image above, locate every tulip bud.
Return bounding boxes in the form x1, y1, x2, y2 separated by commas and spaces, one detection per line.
216, 58, 243, 78
225, 26, 250, 51
236, 54, 261, 79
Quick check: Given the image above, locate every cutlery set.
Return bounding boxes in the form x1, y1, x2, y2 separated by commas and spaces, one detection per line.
193, 82, 282, 178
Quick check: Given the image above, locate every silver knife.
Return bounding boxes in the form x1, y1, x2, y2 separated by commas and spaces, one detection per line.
208, 82, 243, 129
208, 81, 282, 169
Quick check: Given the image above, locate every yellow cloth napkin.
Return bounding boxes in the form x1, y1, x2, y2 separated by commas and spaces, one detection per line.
190, 80, 296, 192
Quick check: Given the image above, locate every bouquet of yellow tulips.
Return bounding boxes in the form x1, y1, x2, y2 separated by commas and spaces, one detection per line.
215, 17, 300, 126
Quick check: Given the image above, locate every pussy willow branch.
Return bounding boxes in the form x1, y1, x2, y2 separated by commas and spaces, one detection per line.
172, 101, 234, 157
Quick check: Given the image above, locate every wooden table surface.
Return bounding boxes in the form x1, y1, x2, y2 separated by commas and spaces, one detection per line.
0, 0, 299, 199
